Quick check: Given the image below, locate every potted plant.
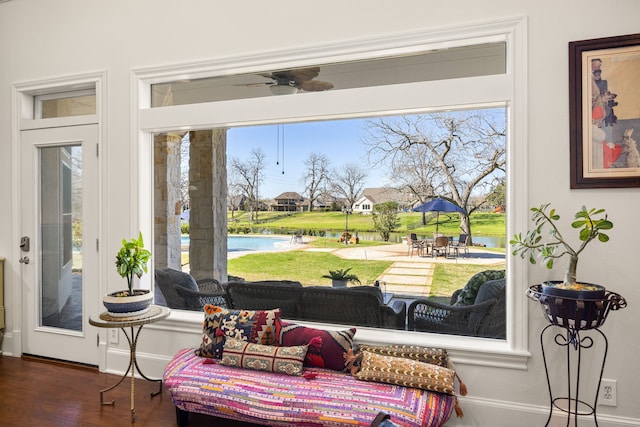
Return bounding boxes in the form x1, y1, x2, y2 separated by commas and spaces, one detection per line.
103, 232, 154, 316
322, 268, 361, 288
510, 204, 619, 327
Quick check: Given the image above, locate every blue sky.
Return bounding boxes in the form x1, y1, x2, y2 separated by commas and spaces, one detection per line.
227, 118, 383, 199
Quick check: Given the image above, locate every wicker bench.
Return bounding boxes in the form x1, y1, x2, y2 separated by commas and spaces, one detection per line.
164, 348, 456, 427
225, 281, 407, 329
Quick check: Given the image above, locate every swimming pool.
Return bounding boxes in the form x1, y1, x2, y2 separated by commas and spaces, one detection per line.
181, 235, 289, 252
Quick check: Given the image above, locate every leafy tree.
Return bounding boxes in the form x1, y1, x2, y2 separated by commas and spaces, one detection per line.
365, 110, 506, 240
372, 201, 400, 241
486, 178, 506, 209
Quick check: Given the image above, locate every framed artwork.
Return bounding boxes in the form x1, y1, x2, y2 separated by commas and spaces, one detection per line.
569, 33, 640, 188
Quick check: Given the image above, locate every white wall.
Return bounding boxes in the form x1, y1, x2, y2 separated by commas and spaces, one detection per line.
1, 1, 639, 425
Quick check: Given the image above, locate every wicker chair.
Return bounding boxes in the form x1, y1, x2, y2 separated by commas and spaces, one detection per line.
408, 277, 506, 338
154, 268, 227, 311
431, 236, 451, 258
407, 233, 426, 257
299, 286, 406, 329
225, 281, 406, 329
175, 278, 228, 310
449, 234, 470, 258
225, 280, 303, 318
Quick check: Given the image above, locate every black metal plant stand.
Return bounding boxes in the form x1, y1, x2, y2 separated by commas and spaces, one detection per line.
527, 285, 626, 427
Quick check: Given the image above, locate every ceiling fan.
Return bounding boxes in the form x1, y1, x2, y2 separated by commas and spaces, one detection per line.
242, 67, 334, 95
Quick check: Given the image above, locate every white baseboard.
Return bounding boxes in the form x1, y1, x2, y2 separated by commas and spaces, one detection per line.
448, 396, 639, 427
104, 346, 172, 379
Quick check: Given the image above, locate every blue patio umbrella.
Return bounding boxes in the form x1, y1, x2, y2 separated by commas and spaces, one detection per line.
412, 198, 467, 234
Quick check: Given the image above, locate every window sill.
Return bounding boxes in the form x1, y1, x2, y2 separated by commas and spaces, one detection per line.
157, 309, 530, 371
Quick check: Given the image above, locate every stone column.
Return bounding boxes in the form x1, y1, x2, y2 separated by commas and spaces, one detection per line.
153, 133, 183, 270
189, 129, 228, 281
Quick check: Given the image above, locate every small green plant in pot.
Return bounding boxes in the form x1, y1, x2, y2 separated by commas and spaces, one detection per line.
322, 268, 361, 288
103, 232, 154, 315
510, 204, 613, 291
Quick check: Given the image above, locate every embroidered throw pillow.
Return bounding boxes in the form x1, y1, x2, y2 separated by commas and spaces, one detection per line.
219, 338, 308, 376
356, 344, 449, 367
195, 304, 280, 359
279, 322, 356, 371
354, 351, 455, 395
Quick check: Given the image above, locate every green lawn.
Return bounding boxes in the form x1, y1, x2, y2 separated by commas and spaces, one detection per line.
227, 249, 506, 298
228, 251, 392, 286
204, 210, 507, 299
227, 210, 506, 237
430, 263, 503, 298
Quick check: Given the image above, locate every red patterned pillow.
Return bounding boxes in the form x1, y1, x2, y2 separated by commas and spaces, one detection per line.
195, 304, 280, 359
278, 322, 356, 371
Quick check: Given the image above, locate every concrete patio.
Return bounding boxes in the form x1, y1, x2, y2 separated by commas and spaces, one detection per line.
305, 242, 506, 297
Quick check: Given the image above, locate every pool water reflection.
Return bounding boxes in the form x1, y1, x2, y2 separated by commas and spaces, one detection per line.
181, 235, 290, 252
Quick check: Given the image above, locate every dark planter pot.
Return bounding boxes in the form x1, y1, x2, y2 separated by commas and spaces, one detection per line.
103, 289, 153, 317
535, 281, 607, 330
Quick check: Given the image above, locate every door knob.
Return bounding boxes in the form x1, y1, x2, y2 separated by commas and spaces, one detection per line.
19, 256, 30, 264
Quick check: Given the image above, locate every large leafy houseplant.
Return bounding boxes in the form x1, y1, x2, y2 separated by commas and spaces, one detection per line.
510, 204, 613, 289
114, 232, 152, 296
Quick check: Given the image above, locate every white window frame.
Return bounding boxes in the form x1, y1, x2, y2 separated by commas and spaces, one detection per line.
133, 17, 529, 369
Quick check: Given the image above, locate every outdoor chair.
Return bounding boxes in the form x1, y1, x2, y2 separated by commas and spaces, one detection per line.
299, 286, 407, 329
407, 233, 426, 257
431, 236, 450, 258
407, 270, 506, 338
449, 234, 470, 258
225, 281, 406, 329
225, 280, 303, 318
154, 268, 228, 311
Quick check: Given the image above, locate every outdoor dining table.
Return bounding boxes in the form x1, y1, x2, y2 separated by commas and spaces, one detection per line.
420, 239, 434, 255
422, 236, 459, 258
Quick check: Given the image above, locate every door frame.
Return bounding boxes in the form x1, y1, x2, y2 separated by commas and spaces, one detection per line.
10, 72, 107, 361
20, 125, 100, 364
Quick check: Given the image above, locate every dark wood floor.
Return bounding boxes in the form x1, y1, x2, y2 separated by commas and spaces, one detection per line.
0, 355, 261, 427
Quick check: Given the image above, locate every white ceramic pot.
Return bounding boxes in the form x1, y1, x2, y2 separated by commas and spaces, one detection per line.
332, 279, 348, 288
103, 289, 153, 316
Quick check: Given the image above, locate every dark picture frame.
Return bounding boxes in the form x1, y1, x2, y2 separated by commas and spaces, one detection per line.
569, 33, 640, 188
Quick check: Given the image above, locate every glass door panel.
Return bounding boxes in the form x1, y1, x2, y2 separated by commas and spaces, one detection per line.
40, 145, 83, 331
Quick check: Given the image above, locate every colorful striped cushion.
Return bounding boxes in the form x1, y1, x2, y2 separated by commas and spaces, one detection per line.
164, 348, 455, 427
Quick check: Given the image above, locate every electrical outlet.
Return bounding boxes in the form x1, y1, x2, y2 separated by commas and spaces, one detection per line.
599, 379, 617, 407
109, 329, 119, 344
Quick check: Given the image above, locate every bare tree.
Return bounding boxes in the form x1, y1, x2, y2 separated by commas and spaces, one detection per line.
227, 186, 243, 220
331, 163, 368, 208
387, 144, 438, 225
229, 148, 266, 221
365, 110, 506, 239
301, 152, 330, 211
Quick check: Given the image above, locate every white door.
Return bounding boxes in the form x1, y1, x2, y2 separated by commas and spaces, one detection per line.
20, 124, 100, 365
